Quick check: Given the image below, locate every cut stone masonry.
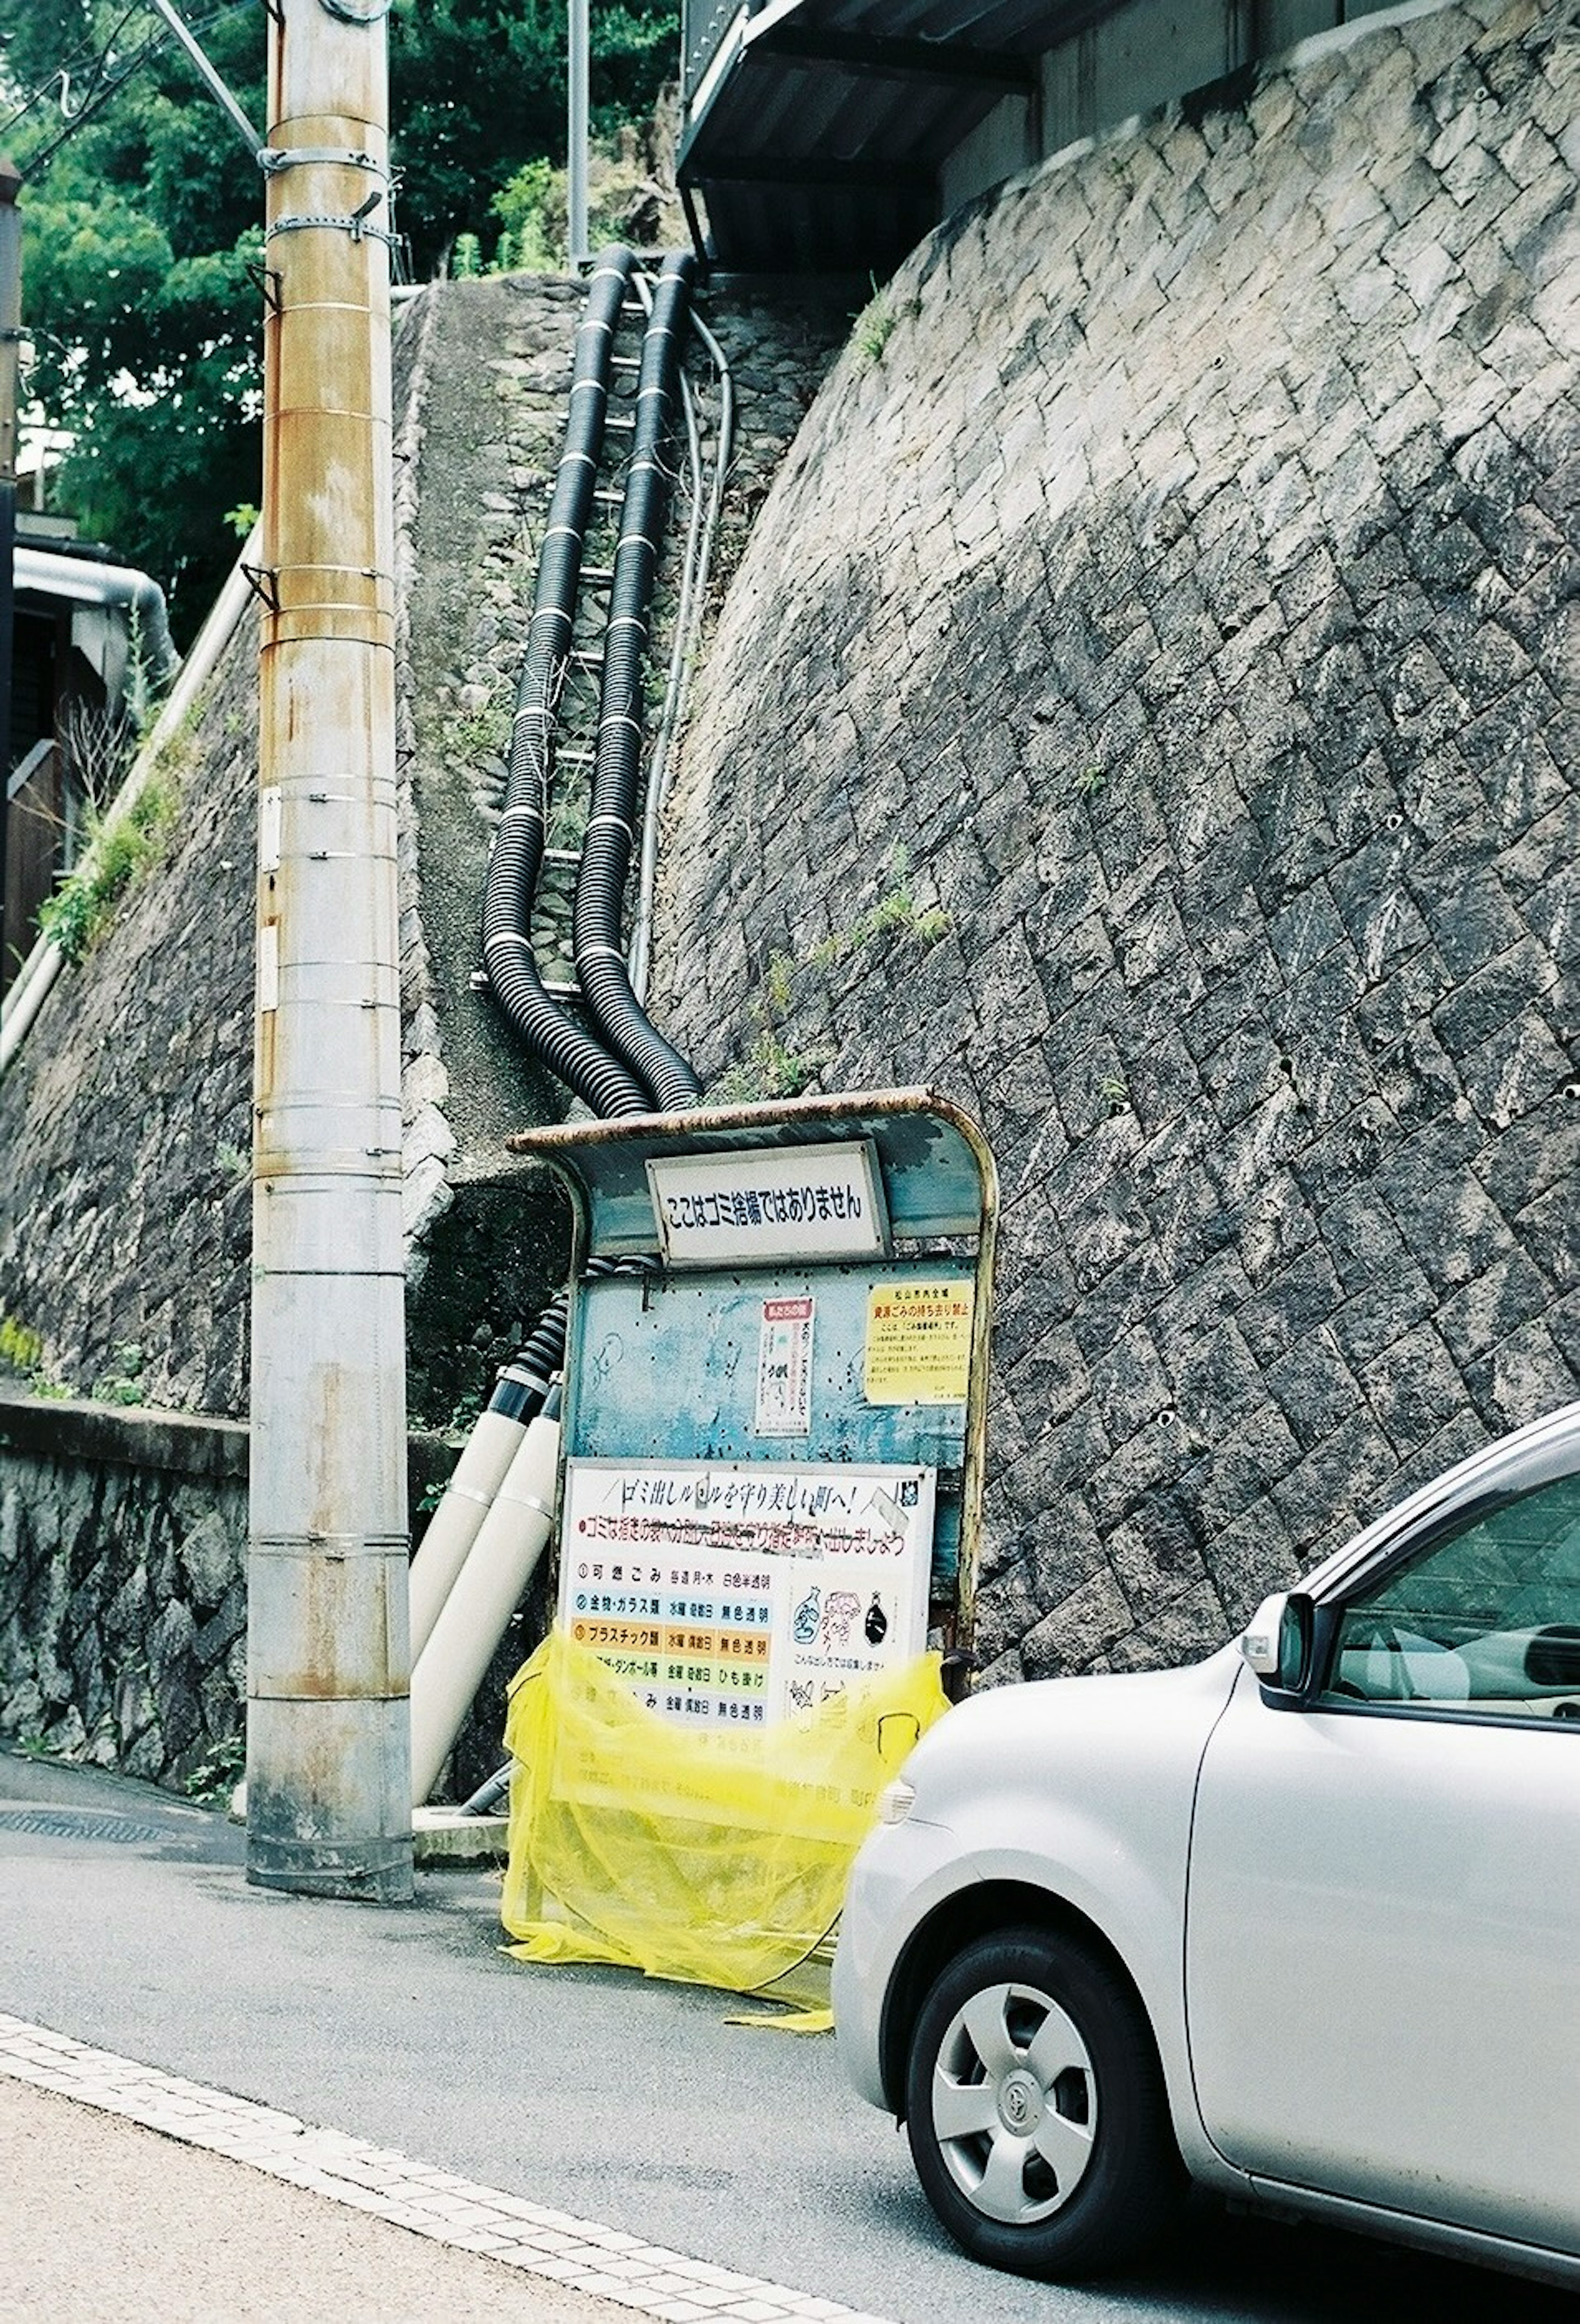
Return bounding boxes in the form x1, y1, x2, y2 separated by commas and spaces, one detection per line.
651, 0, 1579, 1683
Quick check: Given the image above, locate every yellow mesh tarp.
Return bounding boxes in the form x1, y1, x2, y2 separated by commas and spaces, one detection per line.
500, 1628, 949, 1994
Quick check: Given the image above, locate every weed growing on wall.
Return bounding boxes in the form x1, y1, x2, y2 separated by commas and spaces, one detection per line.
715, 1023, 832, 1105
91, 1343, 147, 1409
715, 853, 949, 1102
36, 710, 196, 965
447, 691, 514, 769
850, 274, 920, 368
182, 1732, 246, 1809
214, 1141, 251, 1189
0, 1311, 66, 1399
806, 856, 950, 970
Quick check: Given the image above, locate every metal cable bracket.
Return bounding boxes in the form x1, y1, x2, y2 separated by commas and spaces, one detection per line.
244, 261, 283, 314
240, 564, 281, 616
266, 190, 396, 248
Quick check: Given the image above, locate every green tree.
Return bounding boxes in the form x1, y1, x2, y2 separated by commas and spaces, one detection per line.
6, 0, 267, 639
5, 0, 678, 641
390, 0, 679, 268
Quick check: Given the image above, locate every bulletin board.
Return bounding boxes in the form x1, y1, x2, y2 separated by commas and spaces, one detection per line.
506, 1088, 998, 1725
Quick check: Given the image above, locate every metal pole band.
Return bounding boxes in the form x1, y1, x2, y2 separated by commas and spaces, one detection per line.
259, 145, 387, 174
267, 209, 399, 249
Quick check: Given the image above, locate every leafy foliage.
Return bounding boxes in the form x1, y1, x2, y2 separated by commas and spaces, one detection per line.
6, 0, 268, 638
37, 767, 179, 961
5, 0, 678, 638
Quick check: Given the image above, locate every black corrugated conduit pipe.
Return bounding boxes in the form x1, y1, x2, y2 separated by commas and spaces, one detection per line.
481, 242, 651, 1118
414, 260, 710, 1802
572, 251, 703, 1111
478, 1253, 642, 1433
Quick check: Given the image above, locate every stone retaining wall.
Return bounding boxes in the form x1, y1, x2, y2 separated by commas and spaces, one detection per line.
0, 1393, 457, 1790
652, 0, 1580, 1681
0, 273, 852, 1435
0, 1393, 249, 1784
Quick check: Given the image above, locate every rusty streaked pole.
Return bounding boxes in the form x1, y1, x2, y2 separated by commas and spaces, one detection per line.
247, 0, 412, 1898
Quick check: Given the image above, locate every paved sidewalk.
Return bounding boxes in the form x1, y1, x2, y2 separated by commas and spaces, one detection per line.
0, 1741, 926, 2324
0, 2073, 624, 2324
0, 2013, 876, 2324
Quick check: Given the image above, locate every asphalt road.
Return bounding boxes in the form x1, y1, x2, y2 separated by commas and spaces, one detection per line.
1, 1747, 1571, 2324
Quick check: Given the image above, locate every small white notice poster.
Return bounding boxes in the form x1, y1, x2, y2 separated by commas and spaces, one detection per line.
755, 1295, 814, 1435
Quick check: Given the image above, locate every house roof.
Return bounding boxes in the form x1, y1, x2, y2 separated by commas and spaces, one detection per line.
678, 0, 1118, 269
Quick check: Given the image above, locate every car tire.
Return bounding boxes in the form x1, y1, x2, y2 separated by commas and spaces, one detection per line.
904, 1925, 1186, 2280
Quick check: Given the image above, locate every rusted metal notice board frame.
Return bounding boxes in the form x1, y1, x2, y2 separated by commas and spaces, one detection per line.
504, 1087, 998, 1721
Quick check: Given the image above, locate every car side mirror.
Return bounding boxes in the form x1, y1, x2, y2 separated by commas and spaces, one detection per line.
1241, 1592, 1314, 1691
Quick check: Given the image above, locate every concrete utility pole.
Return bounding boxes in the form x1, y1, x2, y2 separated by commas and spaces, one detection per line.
248, 0, 412, 1899
568, 0, 589, 269
0, 158, 21, 1005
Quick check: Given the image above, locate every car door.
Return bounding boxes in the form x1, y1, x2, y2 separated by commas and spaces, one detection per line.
1184, 1465, 1580, 2252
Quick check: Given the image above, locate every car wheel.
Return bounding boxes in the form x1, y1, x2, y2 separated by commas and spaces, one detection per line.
904, 1925, 1185, 2280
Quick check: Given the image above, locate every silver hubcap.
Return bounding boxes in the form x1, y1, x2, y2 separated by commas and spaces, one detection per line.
930, 1979, 1097, 2226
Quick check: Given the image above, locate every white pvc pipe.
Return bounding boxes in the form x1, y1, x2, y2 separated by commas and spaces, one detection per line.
408, 1405, 531, 1660
409, 1411, 560, 1805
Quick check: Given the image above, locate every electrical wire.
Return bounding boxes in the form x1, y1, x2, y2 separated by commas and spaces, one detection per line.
7, 0, 257, 178
0, 0, 149, 141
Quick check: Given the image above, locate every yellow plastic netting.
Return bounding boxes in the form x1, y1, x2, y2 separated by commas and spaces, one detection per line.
500, 1628, 949, 1995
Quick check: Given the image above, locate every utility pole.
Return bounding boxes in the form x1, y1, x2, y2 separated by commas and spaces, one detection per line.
568, 0, 589, 269
247, 0, 412, 1899
0, 158, 21, 1008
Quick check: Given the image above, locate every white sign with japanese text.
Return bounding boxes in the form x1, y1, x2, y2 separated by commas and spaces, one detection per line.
559, 1458, 934, 1728
646, 1141, 888, 1268
755, 1295, 815, 1435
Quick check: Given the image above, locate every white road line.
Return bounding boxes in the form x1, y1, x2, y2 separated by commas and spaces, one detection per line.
0, 2013, 895, 2324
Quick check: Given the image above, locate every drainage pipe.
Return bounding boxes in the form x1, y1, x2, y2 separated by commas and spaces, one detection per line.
481, 245, 651, 1117
572, 252, 702, 1110
406, 1254, 627, 1660
14, 545, 180, 691
408, 1357, 555, 1661
409, 1384, 563, 1807
0, 532, 257, 1076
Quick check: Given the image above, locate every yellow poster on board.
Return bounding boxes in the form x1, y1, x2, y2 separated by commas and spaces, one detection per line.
864, 1279, 974, 1405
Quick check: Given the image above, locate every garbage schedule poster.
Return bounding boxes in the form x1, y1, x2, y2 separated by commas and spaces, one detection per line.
558, 1459, 935, 1728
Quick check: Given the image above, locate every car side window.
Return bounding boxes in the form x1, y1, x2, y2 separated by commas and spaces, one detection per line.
1320, 1470, 1580, 1719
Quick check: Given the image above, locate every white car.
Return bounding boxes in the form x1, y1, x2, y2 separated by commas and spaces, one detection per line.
833, 1400, 1580, 2289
